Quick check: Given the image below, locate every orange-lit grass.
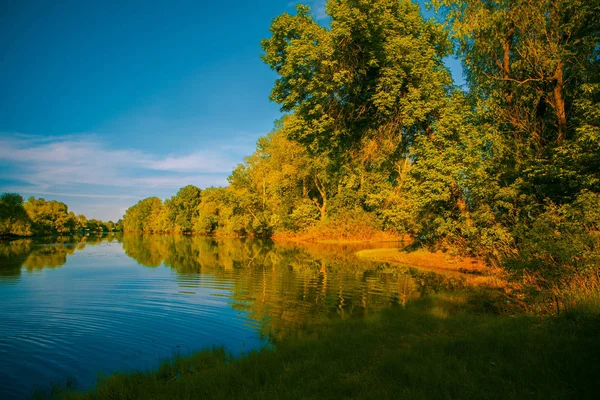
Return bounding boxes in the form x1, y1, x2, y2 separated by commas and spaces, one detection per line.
520, 270, 600, 315
356, 247, 509, 288
561, 274, 600, 315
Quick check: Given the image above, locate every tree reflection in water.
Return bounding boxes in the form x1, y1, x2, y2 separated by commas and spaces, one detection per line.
122, 235, 464, 339
0, 234, 119, 279
1, 233, 463, 337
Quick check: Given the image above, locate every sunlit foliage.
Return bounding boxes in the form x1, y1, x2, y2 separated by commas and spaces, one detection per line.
0, 193, 119, 237
3, 0, 598, 309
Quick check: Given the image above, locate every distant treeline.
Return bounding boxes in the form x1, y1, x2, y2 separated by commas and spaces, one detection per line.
124, 0, 599, 309
0, 193, 121, 237
0, 234, 118, 278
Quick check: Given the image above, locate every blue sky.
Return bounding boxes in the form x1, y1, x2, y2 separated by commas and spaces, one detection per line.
0, 0, 463, 221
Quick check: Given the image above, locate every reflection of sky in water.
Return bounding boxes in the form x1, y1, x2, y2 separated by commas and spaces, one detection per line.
0, 236, 445, 399
0, 241, 261, 399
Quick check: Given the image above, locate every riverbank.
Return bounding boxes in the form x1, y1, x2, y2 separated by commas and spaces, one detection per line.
43, 292, 600, 400
0, 231, 118, 241
275, 237, 508, 288
356, 247, 507, 288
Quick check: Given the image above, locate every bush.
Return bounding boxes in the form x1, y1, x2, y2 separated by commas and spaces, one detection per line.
505, 191, 600, 312
288, 200, 319, 231
294, 208, 391, 241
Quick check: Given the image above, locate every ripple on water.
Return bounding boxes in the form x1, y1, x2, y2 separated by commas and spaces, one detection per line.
0, 237, 432, 399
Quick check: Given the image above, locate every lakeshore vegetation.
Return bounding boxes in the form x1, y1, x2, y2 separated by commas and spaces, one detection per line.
1, 0, 599, 396
0, 193, 121, 237
0, 0, 596, 307
1, 0, 598, 310
116, 0, 599, 311
45, 294, 600, 400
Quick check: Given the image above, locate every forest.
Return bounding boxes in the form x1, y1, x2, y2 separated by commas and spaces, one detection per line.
1, 0, 598, 310
1, 1, 599, 397
116, 0, 599, 310
0, 193, 120, 237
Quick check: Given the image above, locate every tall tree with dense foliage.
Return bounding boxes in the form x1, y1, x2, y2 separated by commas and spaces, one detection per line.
122, 197, 164, 233
165, 185, 202, 233
24, 197, 77, 234
426, 0, 600, 304
0, 193, 32, 236
262, 1, 451, 156
259, 0, 460, 236
435, 0, 600, 202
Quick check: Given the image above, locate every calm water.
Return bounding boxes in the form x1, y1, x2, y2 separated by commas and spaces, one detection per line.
0, 234, 456, 398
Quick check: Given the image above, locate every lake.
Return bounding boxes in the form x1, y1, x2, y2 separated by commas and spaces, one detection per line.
0, 234, 457, 399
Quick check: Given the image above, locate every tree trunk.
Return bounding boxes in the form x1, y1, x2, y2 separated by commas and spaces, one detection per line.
395, 154, 411, 193
502, 28, 514, 103
502, 35, 511, 79
312, 175, 327, 220
302, 177, 308, 197
553, 60, 567, 145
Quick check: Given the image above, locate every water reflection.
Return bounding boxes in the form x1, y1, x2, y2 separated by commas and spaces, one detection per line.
122, 235, 463, 338
1, 235, 463, 329
0, 234, 464, 398
0, 234, 118, 279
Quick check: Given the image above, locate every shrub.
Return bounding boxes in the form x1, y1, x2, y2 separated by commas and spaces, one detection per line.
505, 191, 600, 313
288, 200, 319, 231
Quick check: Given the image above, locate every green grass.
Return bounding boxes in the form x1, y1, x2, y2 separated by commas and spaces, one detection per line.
44, 293, 600, 400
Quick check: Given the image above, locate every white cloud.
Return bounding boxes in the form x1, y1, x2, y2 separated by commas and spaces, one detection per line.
0, 134, 236, 185
133, 175, 229, 189
0, 134, 241, 220
0, 135, 147, 187
150, 151, 235, 173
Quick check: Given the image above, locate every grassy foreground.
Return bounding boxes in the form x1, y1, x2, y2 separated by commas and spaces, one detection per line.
46, 293, 599, 400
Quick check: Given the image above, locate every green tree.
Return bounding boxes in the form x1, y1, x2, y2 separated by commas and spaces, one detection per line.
260, 0, 455, 231
435, 0, 600, 203
165, 185, 202, 233
262, 1, 451, 159
24, 197, 77, 234
0, 193, 32, 236
106, 221, 116, 232
123, 197, 164, 232
194, 187, 227, 235
430, 0, 600, 301
76, 214, 87, 231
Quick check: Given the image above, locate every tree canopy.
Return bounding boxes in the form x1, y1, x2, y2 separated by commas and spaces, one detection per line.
4, 0, 598, 308
0, 193, 119, 237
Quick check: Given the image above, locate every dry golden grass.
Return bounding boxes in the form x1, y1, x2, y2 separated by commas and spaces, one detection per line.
355, 247, 509, 288
272, 229, 406, 244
